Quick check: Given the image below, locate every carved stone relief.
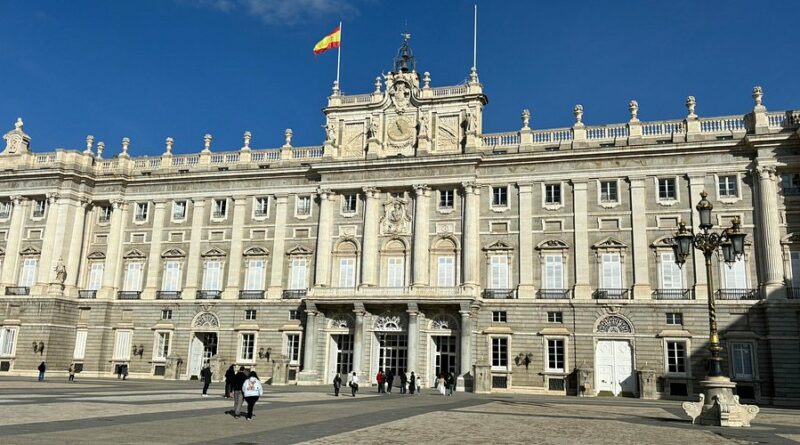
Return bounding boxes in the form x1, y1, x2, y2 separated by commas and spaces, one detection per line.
435, 115, 460, 152
340, 122, 365, 159
380, 197, 411, 235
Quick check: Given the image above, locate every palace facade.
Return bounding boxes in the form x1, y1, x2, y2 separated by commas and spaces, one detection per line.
1, 41, 800, 403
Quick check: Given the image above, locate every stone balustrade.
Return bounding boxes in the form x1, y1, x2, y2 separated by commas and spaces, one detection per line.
306, 286, 475, 300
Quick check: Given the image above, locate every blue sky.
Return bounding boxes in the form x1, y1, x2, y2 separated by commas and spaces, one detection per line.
1, 0, 797, 156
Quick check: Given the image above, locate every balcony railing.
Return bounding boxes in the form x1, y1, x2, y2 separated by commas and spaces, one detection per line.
117, 291, 141, 300
787, 287, 800, 299
239, 290, 265, 299
156, 291, 182, 300
282, 289, 307, 299
482, 289, 517, 299
715, 289, 759, 300
78, 290, 97, 299
5, 286, 30, 296
653, 289, 693, 300
306, 286, 473, 299
537, 289, 572, 299
196, 290, 222, 299
593, 288, 630, 299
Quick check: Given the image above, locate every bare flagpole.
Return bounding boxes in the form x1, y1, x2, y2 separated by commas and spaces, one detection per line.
472, 4, 477, 71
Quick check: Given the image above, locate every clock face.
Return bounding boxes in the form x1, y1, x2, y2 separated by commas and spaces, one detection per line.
387, 117, 414, 142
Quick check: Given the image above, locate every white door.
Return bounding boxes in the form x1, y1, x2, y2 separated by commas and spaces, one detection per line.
188, 335, 204, 378
595, 340, 635, 396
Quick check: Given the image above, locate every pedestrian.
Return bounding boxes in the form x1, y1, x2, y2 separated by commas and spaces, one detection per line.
447, 372, 456, 396
409, 371, 416, 395
333, 373, 342, 396
116, 364, 123, 379
242, 371, 263, 421
386, 369, 395, 394
201, 364, 212, 397
224, 365, 236, 398
376, 369, 385, 393
232, 366, 248, 418
416, 375, 422, 395
122, 364, 128, 380
37, 361, 46, 382
437, 373, 446, 396
399, 371, 407, 394
349, 371, 359, 397
68, 363, 75, 382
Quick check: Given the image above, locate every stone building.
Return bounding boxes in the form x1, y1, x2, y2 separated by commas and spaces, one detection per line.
1, 39, 799, 403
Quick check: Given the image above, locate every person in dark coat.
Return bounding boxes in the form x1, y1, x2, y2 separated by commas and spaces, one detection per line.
447, 372, 456, 396
201, 364, 212, 397
409, 371, 416, 395
37, 362, 46, 381
224, 365, 236, 398
386, 369, 395, 394
333, 373, 342, 396
399, 371, 408, 394
232, 366, 248, 418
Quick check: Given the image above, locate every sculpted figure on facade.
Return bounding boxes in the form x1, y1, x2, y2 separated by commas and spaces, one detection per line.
325, 122, 337, 145
418, 112, 430, 138
390, 80, 412, 113
465, 109, 478, 134
380, 197, 411, 235
54, 259, 67, 285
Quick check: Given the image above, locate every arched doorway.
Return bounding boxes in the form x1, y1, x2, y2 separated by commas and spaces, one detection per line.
371, 314, 407, 382
427, 314, 459, 387
325, 313, 355, 384
594, 315, 636, 396
188, 312, 220, 379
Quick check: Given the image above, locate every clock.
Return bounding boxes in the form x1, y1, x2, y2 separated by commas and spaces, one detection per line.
387, 117, 414, 142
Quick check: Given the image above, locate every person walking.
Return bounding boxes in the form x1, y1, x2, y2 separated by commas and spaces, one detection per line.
348, 371, 359, 397
68, 363, 75, 382
201, 364, 212, 397
437, 374, 446, 396
333, 373, 342, 396
399, 371, 407, 394
376, 370, 385, 394
416, 375, 422, 395
116, 364, 123, 380
122, 364, 128, 380
37, 361, 46, 382
232, 366, 248, 418
409, 371, 416, 395
447, 372, 456, 396
224, 365, 236, 398
242, 371, 263, 421
386, 369, 395, 394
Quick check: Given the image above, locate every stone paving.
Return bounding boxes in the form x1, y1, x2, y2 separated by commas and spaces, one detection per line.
0, 377, 799, 444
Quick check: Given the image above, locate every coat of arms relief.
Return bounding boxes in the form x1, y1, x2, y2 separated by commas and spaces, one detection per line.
380, 197, 411, 235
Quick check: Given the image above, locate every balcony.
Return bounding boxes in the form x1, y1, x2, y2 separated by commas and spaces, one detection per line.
593, 289, 630, 299
715, 289, 759, 300
482, 289, 517, 299
78, 290, 97, 299
787, 287, 800, 299
282, 289, 307, 299
306, 286, 473, 300
239, 290, 265, 299
196, 290, 222, 299
653, 289, 693, 300
117, 291, 141, 300
537, 289, 572, 299
156, 291, 182, 300
5, 286, 30, 296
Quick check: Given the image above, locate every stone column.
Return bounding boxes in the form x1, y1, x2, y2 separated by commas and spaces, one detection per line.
36, 193, 62, 291
360, 187, 381, 287
457, 308, 472, 391
688, 175, 707, 300
352, 305, 365, 378
629, 177, 651, 299
301, 309, 318, 376
224, 196, 247, 299
143, 201, 166, 299
183, 199, 206, 298
412, 185, 431, 287
518, 183, 535, 298
314, 189, 335, 287
268, 195, 288, 299
1, 196, 28, 288
571, 181, 592, 299
756, 165, 785, 299
65, 199, 89, 295
45, 195, 74, 295
407, 305, 419, 374
100, 199, 126, 298
462, 182, 481, 288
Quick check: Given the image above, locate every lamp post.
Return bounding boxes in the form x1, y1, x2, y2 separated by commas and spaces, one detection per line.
672, 191, 759, 427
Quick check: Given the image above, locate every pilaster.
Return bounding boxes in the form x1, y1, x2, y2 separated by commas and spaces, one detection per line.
688, 175, 708, 300
352, 305, 366, 379
224, 196, 247, 299
64, 199, 89, 295
143, 201, 167, 299
314, 189, 336, 287
571, 181, 591, 299
462, 182, 480, 289
299, 308, 319, 381
100, 199, 126, 299
629, 177, 652, 299
35, 193, 61, 293
412, 185, 431, 287
407, 304, 419, 373
0, 196, 28, 288
517, 183, 535, 298
182, 199, 206, 298
457, 307, 472, 391
755, 164, 785, 299
268, 195, 289, 299
360, 187, 381, 287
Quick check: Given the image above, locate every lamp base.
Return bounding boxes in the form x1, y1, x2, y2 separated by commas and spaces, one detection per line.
682, 376, 759, 427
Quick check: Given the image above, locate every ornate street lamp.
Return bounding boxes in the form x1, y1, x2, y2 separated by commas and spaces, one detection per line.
671, 191, 758, 427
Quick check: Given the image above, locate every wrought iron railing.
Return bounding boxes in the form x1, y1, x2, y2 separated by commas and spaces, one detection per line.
593, 288, 630, 299
282, 289, 307, 299
78, 290, 97, 299
653, 289, 693, 300
787, 287, 800, 299
156, 291, 182, 300
537, 289, 572, 299
715, 289, 759, 300
4, 286, 30, 296
117, 291, 141, 300
239, 290, 265, 299
196, 290, 222, 299
482, 289, 517, 299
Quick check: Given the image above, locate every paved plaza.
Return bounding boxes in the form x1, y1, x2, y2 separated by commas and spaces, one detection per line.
1, 377, 799, 444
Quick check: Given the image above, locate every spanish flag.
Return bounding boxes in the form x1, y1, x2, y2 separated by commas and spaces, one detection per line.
313, 25, 341, 55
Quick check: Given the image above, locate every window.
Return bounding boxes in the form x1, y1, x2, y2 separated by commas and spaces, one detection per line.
98, 206, 112, 223
545, 184, 561, 205
547, 339, 565, 372
240, 333, 256, 362
289, 258, 308, 289
289, 309, 300, 320
254, 197, 269, 217
782, 173, 800, 195
666, 313, 683, 325
600, 253, 622, 288
723, 258, 747, 289
390, 192, 404, 199
492, 311, 507, 323
87, 263, 104, 290
660, 252, 683, 289
547, 312, 563, 323
153, 332, 171, 360
134, 202, 149, 222
202, 261, 223, 291
161, 261, 182, 292
0, 201, 11, 219
338, 258, 356, 288
286, 334, 300, 364
491, 337, 508, 369
490, 255, 509, 289
32, 199, 46, 218
342, 194, 357, 214
172, 201, 187, 220
296, 195, 311, 217
491, 186, 508, 207
244, 259, 266, 291
0, 327, 17, 357
599, 181, 618, 203
658, 178, 677, 200
718, 175, 738, 198
161, 309, 173, 320
731, 342, 754, 380
666, 341, 687, 374
385, 257, 404, 288
73, 330, 87, 360
543, 254, 563, 290
791, 251, 800, 287
437, 256, 455, 287
123, 262, 144, 292
18, 258, 38, 287
212, 199, 227, 219
113, 330, 132, 361
439, 190, 454, 210
245, 309, 257, 320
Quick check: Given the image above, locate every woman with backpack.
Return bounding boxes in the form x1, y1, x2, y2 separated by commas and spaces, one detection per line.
242, 371, 264, 421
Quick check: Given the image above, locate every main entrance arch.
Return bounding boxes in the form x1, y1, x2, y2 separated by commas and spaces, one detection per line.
594, 315, 636, 396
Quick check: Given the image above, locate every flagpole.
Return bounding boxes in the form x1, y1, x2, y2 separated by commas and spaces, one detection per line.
472, 4, 477, 70
336, 21, 342, 86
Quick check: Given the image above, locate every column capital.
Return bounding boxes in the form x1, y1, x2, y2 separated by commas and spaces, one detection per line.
755, 164, 778, 181
461, 181, 481, 195
190, 197, 206, 205
316, 188, 336, 200
153, 200, 168, 208
111, 198, 126, 209
362, 187, 381, 199
627, 176, 646, 188
46, 192, 60, 204
79, 197, 91, 208
11, 195, 27, 205
516, 182, 534, 193
686, 173, 706, 184
274, 194, 289, 204
353, 302, 366, 315
569, 179, 588, 190
412, 184, 431, 197
232, 195, 249, 203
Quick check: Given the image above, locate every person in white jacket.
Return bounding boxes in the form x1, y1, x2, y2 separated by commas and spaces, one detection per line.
348, 371, 359, 397
241, 372, 264, 420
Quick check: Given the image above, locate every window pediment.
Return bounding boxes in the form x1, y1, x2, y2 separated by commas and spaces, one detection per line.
592, 237, 627, 250
286, 245, 313, 257
161, 248, 186, 258
335, 237, 360, 253
483, 240, 513, 252
650, 236, 675, 249
381, 238, 408, 253
243, 246, 269, 257
123, 249, 146, 259
19, 246, 41, 256
87, 251, 106, 260
536, 239, 569, 250
201, 247, 227, 258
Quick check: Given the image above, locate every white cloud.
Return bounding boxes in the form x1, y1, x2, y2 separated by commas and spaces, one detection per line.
181, 0, 359, 25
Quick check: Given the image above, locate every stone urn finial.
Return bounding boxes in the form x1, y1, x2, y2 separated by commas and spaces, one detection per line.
521, 109, 531, 129
573, 104, 584, 125
284, 128, 293, 147
422, 72, 431, 89
242, 131, 252, 150
752, 86, 764, 108
202, 134, 212, 153
164, 137, 174, 156
84, 135, 95, 155
628, 100, 639, 121
686, 96, 697, 118
120, 137, 130, 158
96, 141, 105, 160
374, 77, 382, 93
